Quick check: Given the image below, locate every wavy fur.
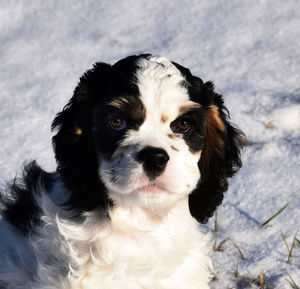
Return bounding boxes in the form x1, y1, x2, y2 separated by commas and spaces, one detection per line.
0, 54, 243, 289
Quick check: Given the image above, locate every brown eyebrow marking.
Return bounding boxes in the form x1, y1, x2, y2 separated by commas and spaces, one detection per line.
168, 134, 177, 139
161, 114, 169, 123
171, 145, 179, 152
107, 97, 129, 108
179, 102, 201, 114
107, 96, 146, 122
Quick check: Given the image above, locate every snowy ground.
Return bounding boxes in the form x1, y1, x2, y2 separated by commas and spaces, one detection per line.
0, 1, 299, 288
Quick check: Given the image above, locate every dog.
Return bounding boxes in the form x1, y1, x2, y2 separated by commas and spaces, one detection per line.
0, 54, 243, 289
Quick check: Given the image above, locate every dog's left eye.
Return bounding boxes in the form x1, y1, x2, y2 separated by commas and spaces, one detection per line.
172, 117, 192, 133
177, 119, 192, 132
108, 116, 127, 131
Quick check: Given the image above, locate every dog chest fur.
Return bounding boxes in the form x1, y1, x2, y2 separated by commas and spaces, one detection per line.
53, 198, 213, 289
0, 54, 243, 289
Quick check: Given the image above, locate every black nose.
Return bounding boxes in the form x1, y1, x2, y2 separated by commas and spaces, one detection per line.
136, 147, 170, 179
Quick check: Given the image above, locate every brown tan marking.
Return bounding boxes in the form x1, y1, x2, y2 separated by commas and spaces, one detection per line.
206, 105, 225, 133
74, 127, 83, 135
192, 150, 202, 159
202, 105, 226, 161
131, 105, 145, 121
161, 114, 169, 123
171, 145, 179, 152
108, 97, 129, 109
197, 105, 228, 186
179, 102, 201, 114
168, 134, 177, 139
108, 97, 145, 121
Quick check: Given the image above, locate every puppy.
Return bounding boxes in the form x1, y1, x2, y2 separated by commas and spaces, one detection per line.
0, 54, 243, 289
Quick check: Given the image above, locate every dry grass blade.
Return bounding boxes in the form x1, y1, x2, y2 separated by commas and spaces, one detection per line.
266, 120, 273, 129
252, 273, 264, 288
235, 259, 239, 278
261, 198, 296, 227
214, 209, 218, 232
230, 239, 246, 260
281, 231, 291, 256
288, 231, 298, 263
281, 231, 298, 263
288, 274, 300, 289
212, 218, 223, 251
215, 238, 228, 251
259, 273, 264, 288
216, 238, 246, 260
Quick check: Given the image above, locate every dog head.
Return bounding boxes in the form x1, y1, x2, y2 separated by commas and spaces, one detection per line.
52, 54, 243, 222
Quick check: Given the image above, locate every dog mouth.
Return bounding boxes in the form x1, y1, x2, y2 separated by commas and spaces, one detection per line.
133, 182, 171, 194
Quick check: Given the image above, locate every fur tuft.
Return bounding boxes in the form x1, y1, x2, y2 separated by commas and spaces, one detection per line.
172, 64, 244, 222
0, 161, 53, 235
51, 62, 112, 214
0, 54, 243, 289
189, 81, 243, 222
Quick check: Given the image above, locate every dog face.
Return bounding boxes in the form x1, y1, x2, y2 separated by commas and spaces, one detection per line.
52, 54, 243, 221
96, 56, 206, 209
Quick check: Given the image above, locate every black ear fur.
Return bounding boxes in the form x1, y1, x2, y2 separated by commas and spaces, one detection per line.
51, 62, 112, 213
188, 80, 244, 223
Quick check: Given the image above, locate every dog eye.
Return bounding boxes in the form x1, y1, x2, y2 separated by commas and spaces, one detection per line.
108, 117, 127, 131
176, 118, 192, 133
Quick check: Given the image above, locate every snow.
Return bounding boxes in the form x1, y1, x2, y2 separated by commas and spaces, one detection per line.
0, 0, 299, 288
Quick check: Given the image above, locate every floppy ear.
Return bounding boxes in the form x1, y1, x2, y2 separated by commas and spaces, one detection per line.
188, 80, 244, 223
51, 62, 112, 213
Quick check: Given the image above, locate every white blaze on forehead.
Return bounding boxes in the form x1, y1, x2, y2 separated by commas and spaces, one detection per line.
100, 56, 202, 207
135, 56, 193, 123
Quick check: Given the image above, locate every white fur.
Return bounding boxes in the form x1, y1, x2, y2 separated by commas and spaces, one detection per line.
0, 56, 214, 289
101, 56, 201, 210
0, 187, 213, 289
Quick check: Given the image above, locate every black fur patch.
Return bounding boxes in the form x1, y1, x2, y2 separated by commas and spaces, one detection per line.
170, 107, 206, 153
1, 54, 243, 231
0, 161, 53, 235
173, 61, 244, 223
93, 95, 146, 158
51, 55, 149, 214
51, 54, 243, 222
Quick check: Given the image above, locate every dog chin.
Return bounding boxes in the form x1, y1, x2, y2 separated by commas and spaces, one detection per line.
99, 161, 196, 210
107, 181, 185, 210
134, 183, 170, 194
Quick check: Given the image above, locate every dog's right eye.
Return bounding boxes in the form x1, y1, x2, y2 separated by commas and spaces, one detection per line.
108, 116, 127, 131
176, 118, 192, 133
170, 117, 193, 134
